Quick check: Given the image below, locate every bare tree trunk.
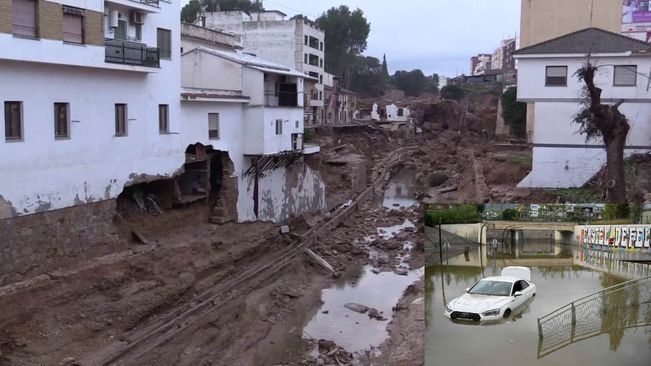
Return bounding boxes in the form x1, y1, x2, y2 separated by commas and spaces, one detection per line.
583, 64, 630, 203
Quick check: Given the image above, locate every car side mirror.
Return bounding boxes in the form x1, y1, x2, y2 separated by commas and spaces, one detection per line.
514, 291, 523, 297
465, 287, 470, 293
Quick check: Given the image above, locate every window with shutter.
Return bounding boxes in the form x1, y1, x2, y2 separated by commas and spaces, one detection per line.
208, 113, 219, 139
63, 9, 84, 44
4, 101, 23, 141
115, 104, 127, 136
157, 28, 171, 59
159, 104, 169, 133
614, 65, 637, 86
54, 103, 70, 139
545, 66, 567, 86
12, 0, 37, 37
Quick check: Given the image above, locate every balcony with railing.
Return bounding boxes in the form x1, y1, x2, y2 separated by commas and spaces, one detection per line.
105, 39, 160, 68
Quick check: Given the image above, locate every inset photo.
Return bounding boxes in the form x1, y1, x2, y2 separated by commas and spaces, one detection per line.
425, 203, 651, 366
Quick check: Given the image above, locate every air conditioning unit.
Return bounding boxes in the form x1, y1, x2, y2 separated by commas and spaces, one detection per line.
130, 11, 144, 25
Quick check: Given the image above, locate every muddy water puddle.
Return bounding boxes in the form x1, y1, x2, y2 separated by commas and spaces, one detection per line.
375, 167, 420, 209
303, 264, 423, 355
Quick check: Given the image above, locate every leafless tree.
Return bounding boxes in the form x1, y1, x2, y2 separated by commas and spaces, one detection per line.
574, 62, 630, 203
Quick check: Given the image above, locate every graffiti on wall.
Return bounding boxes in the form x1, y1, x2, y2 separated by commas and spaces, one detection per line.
580, 225, 651, 248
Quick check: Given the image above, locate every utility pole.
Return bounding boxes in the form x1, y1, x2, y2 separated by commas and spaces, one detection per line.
438, 218, 443, 264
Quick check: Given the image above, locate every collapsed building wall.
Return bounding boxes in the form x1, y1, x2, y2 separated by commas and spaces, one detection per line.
237, 156, 326, 223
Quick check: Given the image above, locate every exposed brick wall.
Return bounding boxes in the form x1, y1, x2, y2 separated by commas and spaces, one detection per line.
85, 9, 104, 46
0, 200, 125, 286
38, 0, 63, 40
0, 0, 12, 34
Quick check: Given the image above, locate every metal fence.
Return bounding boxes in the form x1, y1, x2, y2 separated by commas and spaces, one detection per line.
537, 276, 651, 358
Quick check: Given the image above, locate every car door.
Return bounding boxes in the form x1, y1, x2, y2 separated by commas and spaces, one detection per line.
511, 280, 525, 308
520, 280, 533, 300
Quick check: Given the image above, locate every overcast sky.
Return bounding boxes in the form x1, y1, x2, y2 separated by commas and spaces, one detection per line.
182, 0, 522, 77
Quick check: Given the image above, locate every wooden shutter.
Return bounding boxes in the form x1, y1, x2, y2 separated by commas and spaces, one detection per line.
157, 28, 171, 59
12, 0, 36, 37
63, 13, 83, 43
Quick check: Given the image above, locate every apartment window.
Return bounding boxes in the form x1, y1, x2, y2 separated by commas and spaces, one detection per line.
115, 20, 127, 40
135, 24, 142, 41
319, 75, 323, 84
208, 113, 219, 139
295, 120, 299, 129
54, 103, 70, 139
304, 35, 308, 45
320, 59, 323, 68
157, 28, 172, 59
545, 66, 567, 86
159, 104, 169, 133
12, 0, 37, 38
62, 7, 84, 44
319, 91, 323, 100
275, 119, 283, 135
4, 101, 23, 141
115, 104, 127, 136
320, 41, 323, 51
304, 53, 308, 64
614, 65, 637, 86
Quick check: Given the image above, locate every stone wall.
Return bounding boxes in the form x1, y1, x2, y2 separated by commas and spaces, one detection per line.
0, 200, 124, 285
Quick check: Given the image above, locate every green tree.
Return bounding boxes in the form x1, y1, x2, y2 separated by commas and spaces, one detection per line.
381, 54, 390, 80
427, 73, 440, 93
349, 56, 385, 97
316, 6, 370, 87
181, 0, 264, 23
501, 86, 526, 138
440, 85, 465, 100
181, 0, 202, 23
602, 204, 630, 220
501, 208, 519, 221
392, 69, 427, 97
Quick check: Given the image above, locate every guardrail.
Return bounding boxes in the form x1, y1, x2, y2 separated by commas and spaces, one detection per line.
536, 276, 651, 359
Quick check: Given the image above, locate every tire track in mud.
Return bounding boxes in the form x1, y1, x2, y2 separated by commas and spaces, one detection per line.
79, 146, 420, 366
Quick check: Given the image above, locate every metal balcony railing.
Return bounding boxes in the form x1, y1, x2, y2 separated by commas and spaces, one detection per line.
264, 90, 299, 107
105, 39, 160, 68
536, 276, 651, 359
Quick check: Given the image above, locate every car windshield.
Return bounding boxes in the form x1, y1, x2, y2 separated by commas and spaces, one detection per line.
468, 280, 512, 296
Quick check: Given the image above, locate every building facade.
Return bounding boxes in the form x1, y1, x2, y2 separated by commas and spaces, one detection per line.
180, 37, 325, 223
323, 73, 357, 125
470, 53, 492, 75
520, 0, 621, 48
515, 28, 651, 188
0, 0, 182, 219
200, 10, 327, 126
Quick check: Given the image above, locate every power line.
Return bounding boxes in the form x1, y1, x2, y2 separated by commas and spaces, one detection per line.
262, 0, 321, 19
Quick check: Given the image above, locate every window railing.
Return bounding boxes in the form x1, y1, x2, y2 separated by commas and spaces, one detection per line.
105, 39, 160, 68
132, 0, 159, 6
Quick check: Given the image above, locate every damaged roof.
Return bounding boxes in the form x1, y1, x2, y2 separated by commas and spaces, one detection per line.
515, 28, 651, 55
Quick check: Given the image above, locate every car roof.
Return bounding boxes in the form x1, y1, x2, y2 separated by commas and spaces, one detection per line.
480, 276, 527, 283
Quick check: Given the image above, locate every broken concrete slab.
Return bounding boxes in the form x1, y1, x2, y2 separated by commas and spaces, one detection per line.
344, 302, 369, 314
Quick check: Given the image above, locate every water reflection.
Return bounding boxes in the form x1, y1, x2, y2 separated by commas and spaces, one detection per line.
376, 167, 419, 209
303, 265, 423, 354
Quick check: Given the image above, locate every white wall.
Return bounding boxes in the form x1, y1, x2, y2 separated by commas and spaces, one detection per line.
516, 54, 651, 188
0, 0, 182, 218
181, 50, 243, 91
517, 55, 651, 101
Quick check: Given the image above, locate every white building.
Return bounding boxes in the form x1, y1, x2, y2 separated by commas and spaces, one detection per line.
180, 43, 324, 223
199, 10, 327, 126
0, 0, 182, 218
515, 28, 651, 188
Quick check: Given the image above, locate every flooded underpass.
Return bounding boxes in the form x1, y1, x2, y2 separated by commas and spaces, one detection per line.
425, 233, 651, 366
